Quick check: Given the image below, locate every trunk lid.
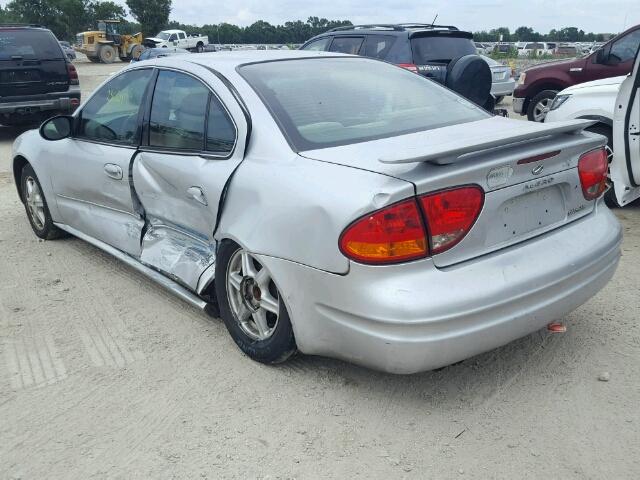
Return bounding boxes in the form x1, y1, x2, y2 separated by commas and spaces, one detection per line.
300, 117, 605, 267
0, 28, 68, 97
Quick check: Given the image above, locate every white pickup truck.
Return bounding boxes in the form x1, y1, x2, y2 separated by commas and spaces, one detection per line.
143, 29, 209, 52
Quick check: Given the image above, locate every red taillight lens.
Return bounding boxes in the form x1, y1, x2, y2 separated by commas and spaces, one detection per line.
578, 147, 608, 200
67, 63, 79, 85
339, 199, 427, 264
398, 63, 418, 73
419, 186, 484, 255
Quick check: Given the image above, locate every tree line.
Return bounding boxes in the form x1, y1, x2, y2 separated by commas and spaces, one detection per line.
0, 0, 614, 44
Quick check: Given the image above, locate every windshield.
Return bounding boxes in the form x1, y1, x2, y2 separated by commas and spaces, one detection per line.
156, 32, 171, 40
411, 35, 476, 63
239, 57, 488, 151
0, 29, 63, 61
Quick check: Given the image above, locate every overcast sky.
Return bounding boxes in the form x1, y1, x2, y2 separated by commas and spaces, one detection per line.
3, 0, 639, 33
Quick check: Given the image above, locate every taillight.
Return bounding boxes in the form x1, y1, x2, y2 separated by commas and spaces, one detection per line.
340, 186, 484, 264
398, 63, 418, 73
419, 186, 484, 254
578, 147, 608, 200
67, 63, 79, 85
339, 199, 427, 264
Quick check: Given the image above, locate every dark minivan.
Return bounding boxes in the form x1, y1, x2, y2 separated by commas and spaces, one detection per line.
1, 25, 80, 127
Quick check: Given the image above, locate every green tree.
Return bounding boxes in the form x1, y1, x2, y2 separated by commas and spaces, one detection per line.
86, 1, 126, 23
6, 0, 88, 40
126, 0, 171, 37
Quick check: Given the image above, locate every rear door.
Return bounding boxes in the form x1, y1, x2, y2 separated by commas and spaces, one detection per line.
0, 28, 68, 97
132, 67, 247, 291
611, 46, 640, 205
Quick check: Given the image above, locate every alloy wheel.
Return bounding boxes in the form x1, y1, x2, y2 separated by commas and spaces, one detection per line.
532, 97, 552, 122
25, 176, 46, 230
226, 249, 280, 341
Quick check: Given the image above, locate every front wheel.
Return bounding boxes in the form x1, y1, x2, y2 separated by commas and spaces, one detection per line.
527, 90, 557, 122
20, 164, 65, 240
196, 42, 204, 53
215, 241, 297, 364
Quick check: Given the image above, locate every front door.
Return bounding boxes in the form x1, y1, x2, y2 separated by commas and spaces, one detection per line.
49, 68, 155, 255
611, 45, 640, 206
585, 28, 640, 81
132, 67, 247, 291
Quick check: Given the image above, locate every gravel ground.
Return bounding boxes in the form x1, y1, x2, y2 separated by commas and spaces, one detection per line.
0, 58, 639, 479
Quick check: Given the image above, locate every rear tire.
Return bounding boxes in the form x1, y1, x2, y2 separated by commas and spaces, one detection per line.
215, 241, 297, 364
196, 42, 204, 53
20, 164, 65, 240
98, 44, 116, 64
585, 124, 620, 208
129, 44, 144, 61
527, 90, 557, 122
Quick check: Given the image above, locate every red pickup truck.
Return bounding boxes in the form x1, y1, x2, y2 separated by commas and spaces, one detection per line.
513, 24, 640, 121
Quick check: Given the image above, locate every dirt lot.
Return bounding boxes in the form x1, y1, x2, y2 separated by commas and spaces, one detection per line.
1, 59, 639, 479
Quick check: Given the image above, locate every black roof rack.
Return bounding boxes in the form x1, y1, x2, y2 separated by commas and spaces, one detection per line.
328, 24, 405, 32
328, 23, 460, 33
397, 23, 459, 31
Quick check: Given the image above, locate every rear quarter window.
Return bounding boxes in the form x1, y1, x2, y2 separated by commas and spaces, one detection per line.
0, 29, 63, 60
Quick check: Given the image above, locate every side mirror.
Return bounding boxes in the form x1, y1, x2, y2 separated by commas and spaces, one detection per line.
39, 115, 73, 141
595, 48, 605, 64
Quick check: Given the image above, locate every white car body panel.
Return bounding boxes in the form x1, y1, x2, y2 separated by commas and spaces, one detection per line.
611, 51, 640, 205
545, 76, 625, 125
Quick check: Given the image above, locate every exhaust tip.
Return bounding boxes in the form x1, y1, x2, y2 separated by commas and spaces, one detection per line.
547, 322, 567, 333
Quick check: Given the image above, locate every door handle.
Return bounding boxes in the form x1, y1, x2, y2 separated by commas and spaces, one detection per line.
104, 163, 123, 180
187, 186, 208, 206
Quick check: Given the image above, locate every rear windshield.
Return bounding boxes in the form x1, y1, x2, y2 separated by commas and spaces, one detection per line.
411, 35, 476, 63
239, 57, 488, 151
0, 29, 63, 60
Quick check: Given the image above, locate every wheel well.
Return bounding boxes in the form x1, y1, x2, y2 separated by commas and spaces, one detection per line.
13, 155, 28, 202
523, 83, 564, 112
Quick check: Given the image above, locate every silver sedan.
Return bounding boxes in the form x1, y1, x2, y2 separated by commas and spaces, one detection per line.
11, 51, 621, 373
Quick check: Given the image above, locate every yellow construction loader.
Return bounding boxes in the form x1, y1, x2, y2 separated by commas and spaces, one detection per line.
75, 20, 144, 63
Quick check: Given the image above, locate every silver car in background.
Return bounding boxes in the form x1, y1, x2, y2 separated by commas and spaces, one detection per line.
11, 51, 621, 373
482, 55, 515, 103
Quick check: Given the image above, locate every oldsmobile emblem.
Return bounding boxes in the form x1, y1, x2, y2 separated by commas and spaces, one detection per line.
532, 165, 544, 175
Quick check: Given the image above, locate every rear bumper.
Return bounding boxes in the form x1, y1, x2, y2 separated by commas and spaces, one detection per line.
258, 205, 621, 374
512, 96, 526, 114
491, 78, 516, 97
0, 87, 81, 115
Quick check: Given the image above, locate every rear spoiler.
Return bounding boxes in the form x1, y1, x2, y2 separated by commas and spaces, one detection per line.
379, 119, 596, 165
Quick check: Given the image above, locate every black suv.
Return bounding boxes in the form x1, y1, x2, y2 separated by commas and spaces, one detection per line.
1, 25, 80, 127
301, 24, 493, 109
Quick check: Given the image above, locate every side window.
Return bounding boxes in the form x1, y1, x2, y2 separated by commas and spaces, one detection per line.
301, 37, 330, 51
329, 37, 364, 55
361, 35, 396, 59
169, 34, 177, 42
179, 32, 186, 40
149, 70, 209, 150
610, 30, 640, 63
206, 95, 236, 154
78, 69, 153, 144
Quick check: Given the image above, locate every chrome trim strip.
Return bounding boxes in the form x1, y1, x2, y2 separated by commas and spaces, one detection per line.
55, 223, 209, 311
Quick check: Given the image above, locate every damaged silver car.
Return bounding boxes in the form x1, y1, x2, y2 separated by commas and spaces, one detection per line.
12, 51, 622, 373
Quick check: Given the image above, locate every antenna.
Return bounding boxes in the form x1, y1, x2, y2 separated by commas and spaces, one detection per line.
430, 14, 438, 27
